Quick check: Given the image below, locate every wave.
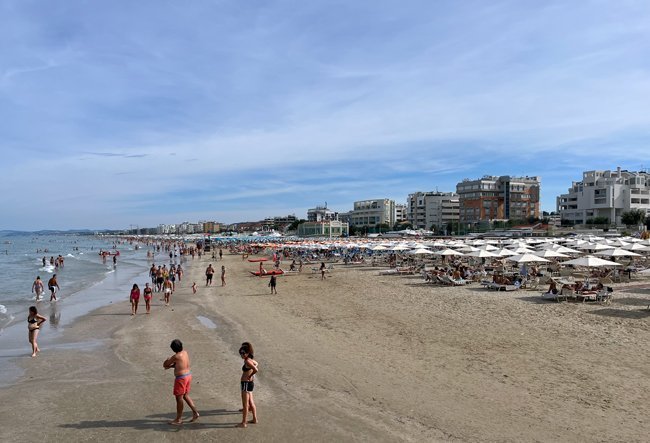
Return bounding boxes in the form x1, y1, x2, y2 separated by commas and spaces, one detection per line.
39, 265, 55, 273
0, 305, 7, 314
66, 253, 75, 257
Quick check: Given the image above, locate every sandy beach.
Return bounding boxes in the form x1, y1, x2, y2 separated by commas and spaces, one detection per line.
1, 251, 649, 442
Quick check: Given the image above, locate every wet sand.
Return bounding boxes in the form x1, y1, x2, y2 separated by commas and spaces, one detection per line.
1, 252, 649, 442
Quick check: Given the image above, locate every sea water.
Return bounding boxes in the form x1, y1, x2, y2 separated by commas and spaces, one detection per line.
0, 232, 172, 384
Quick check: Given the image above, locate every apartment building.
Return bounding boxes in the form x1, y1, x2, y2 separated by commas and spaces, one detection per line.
347, 199, 396, 227
395, 204, 408, 224
456, 175, 540, 224
557, 167, 650, 225
407, 192, 459, 230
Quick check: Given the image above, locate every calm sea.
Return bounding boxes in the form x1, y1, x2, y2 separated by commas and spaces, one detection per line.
0, 232, 153, 332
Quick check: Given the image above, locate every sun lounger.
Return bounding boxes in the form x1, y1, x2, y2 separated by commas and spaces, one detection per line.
541, 291, 567, 302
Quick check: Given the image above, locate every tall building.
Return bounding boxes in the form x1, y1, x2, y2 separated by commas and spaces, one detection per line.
456, 175, 540, 224
347, 199, 396, 228
407, 192, 459, 230
557, 167, 650, 225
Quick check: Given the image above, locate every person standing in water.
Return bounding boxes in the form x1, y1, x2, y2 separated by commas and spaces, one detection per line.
32, 276, 44, 301
48, 274, 60, 301
27, 306, 46, 357
163, 339, 199, 426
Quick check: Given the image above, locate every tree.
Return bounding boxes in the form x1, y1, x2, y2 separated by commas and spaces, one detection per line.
375, 223, 390, 233
621, 209, 646, 226
287, 219, 306, 231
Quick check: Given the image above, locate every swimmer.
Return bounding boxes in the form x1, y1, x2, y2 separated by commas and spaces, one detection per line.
32, 276, 44, 301
130, 284, 140, 315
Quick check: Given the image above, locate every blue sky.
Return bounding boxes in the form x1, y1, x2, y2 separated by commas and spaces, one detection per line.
2, 0, 650, 230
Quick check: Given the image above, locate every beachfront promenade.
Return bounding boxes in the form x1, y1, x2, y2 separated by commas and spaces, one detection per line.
1, 239, 649, 442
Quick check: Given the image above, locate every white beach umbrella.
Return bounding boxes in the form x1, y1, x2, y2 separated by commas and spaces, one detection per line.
495, 248, 519, 256
595, 248, 642, 258
510, 246, 536, 254
465, 249, 498, 258
371, 245, 389, 251
479, 244, 499, 251
435, 248, 465, 256
563, 255, 621, 267
577, 242, 614, 251
507, 253, 550, 263
410, 248, 434, 255
391, 244, 411, 251
533, 250, 569, 259
622, 243, 650, 251
551, 245, 582, 254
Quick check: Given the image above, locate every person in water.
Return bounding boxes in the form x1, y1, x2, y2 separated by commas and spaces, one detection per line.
237, 342, 258, 428
32, 276, 44, 301
27, 306, 46, 357
48, 274, 60, 301
163, 339, 199, 425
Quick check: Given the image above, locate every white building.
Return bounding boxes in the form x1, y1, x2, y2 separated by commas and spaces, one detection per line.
395, 204, 408, 224
557, 167, 650, 225
407, 192, 459, 230
348, 199, 396, 228
307, 205, 339, 222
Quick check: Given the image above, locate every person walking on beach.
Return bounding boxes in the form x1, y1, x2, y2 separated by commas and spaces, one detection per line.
238, 342, 258, 428
205, 264, 215, 286
192, 282, 197, 294
32, 276, 44, 301
130, 284, 140, 315
163, 278, 173, 306
320, 262, 326, 280
163, 339, 200, 426
221, 265, 226, 286
27, 306, 46, 357
219, 248, 223, 260
48, 274, 60, 301
143, 283, 153, 314
268, 274, 277, 294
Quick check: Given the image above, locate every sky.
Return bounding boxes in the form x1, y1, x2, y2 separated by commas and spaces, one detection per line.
2, 0, 650, 230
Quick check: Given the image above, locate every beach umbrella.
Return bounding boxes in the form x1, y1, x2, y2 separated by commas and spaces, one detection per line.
509, 246, 536, 254
550, 245, 582, 254
371, 245, 389, 251
495, 248, 519, 256
435, 248, 465, 256
506, 253, 550, 263
595, 248, 642, 258
410, 248, 433, 255
465, 249, 498, 258
577, 242, 614, 251
622, 243, 650, 251
533, 250, 569, 259
479, 244, 499, 251
563, 255, 621, 267
391, 244, 411, 251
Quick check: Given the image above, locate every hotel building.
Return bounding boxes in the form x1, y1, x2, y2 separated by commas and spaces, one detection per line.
407, 192, 459, 230
557, 167, 650, 225
307, 205, 339, 222
456, 176, 540, 224
346, 199, 396, 228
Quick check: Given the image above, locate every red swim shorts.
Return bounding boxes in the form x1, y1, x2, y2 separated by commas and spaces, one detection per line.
173, 374, 192, 396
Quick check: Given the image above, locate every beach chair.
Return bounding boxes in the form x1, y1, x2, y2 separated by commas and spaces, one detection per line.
541, 291, 566, 302
596, 286, 613, 305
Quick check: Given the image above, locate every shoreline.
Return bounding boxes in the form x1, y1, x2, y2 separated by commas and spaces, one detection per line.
0, 250, 648, 441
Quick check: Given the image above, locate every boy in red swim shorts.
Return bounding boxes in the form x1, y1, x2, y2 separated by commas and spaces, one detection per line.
163, 339, 199, 425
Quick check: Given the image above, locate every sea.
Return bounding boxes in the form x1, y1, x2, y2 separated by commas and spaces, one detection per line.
0, 232, 163, 384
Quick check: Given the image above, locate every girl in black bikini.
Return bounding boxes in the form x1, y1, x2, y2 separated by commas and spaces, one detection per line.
27, 306, 46, 357
237, 342, 258, 428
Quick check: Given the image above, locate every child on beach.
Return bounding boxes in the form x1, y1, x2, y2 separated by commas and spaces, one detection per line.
163, 339, 199, 425
192, 282, 197, 294
238, 342, 258, 428
27, 306, 46, 357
